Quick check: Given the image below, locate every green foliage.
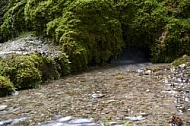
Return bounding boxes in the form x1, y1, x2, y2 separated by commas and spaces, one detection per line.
54, 52, 71, 76
47, 0, 125, 71
1, 0, 190, 66
163, 0, 190, 18
0, 0, 27, 42
40, 55, 60, 81
0, 75, 15, 97
116, 0, 168, 48
0, 52, 70, 90
116, 0, 190, 63
24, 0, 73, 35
151, 18, 190, 62
3, 55, 42, 89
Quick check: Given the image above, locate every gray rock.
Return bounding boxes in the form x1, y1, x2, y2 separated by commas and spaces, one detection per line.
11, 117, 27, 124
125, 116, 145, 121
91, 93, 104, 98
69, 118, 92, 124
0, 105, 7, 111
57, 116, 72, 122
0, 119, 12, 126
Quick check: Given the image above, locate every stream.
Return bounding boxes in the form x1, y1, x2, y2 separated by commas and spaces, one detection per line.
0, 37, 190, 126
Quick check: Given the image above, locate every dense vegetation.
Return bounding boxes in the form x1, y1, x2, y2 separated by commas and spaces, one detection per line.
0, 0, 189, 96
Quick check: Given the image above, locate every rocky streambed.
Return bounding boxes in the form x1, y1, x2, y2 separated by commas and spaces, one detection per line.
0, 62, 189, 126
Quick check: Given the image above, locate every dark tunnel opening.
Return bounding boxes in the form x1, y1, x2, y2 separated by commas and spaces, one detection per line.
112, 46, 151, 64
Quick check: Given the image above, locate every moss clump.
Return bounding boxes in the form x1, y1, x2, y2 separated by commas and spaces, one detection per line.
15, 67, 41, 89
31, 54, 60, 81
172, 55, 190, 66
0, 75, 15, 97
0, 0, 27, 42
54, 52, 70, 76
3, 55, 42, 89
1, 52, 70, 89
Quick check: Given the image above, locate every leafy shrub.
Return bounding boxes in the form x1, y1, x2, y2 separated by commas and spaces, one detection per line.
116, 0, 168, 48
24, 0, 73, 35
0, 75, 15, 97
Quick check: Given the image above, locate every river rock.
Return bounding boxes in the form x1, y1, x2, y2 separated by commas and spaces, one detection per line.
125, 116, 145, 121
0, 105, 7, 111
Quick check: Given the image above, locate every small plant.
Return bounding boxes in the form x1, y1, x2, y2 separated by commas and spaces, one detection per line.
101, 119, 111, 126
123, 121, 130, 126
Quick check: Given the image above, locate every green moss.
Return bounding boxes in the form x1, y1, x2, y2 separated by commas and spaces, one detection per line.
0, 75, 15, 97
40, 56, 60, 81
47, 0, 125, 71
15, 67, 41, 89
54, 52, 70, 76
0, 0, 27, 42
2, 55, 42, 89
1, 0, 190, 66
0, 52, 71, 90
172, 55, 190, 66
151, 18, 190, 62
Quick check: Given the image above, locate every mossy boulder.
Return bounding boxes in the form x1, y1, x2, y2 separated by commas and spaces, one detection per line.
3, 55, 42, 89
172, 55, 190, 67
0, 75, 15, 97
31, 53, 60, 81
1, 52, 70, 88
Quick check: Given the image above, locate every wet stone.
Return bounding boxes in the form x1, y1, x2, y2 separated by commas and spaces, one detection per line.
0, 105, 7, 111
38, 116, 98, 126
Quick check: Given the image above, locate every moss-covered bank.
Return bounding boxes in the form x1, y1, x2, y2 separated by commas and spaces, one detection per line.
0, 0, 190, 96
0, 52, 70, 97
1, 0, 189, 63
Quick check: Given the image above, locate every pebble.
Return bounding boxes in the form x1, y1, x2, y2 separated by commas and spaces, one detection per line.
162, 63, 190, 114
125, 116, 145, 121
91, 93, 104, 98
0, 105, 7, 111
57, 116, 72, 122
0, 63, 189, 125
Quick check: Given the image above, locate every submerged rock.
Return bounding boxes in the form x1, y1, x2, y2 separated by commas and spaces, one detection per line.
38, 116, 97, 126
0, 117, 27, 126
0, 105, 7, 111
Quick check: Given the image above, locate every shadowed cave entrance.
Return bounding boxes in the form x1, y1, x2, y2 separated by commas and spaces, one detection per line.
112, 46, 151, 64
